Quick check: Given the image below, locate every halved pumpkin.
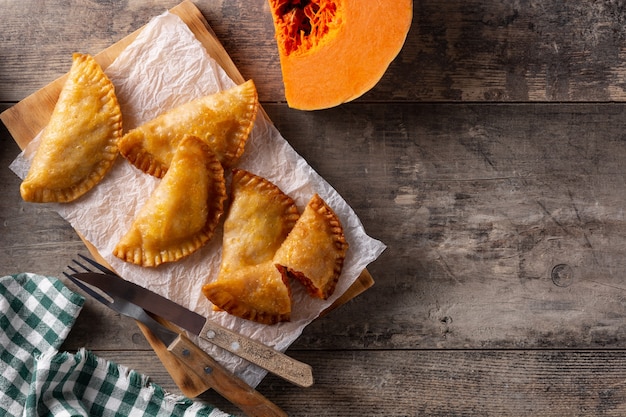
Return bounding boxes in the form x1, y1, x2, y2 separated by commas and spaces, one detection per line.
268, 0, 413, 110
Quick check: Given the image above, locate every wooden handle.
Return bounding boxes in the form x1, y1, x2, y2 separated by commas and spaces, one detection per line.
135, 320, 213, 398
200, 319, 314, 387
168, 334, 288, 417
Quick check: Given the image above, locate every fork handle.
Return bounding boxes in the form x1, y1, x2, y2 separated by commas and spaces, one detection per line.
168, 334, 288, 417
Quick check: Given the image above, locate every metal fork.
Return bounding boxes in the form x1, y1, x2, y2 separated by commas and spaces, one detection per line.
63, 257, 181, 345
65, 253, 117, 276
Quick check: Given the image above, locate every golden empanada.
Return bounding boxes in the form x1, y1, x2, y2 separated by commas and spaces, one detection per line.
204, 262, 292, 325
118, 80, 259, 178
202, 169, 299, 324
114, 135, 227, 267
20, 53, 122, 203
274, 194, 349, 300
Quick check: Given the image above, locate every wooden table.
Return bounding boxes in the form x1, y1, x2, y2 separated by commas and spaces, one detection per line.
3, 1, 626, 415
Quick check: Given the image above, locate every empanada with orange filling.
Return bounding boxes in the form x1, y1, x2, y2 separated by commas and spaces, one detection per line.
20, 53, 122, 203
274, 194, 349, 300
118, 80, 259, 178
114, 135, 227, 267
202, 169, 299, 324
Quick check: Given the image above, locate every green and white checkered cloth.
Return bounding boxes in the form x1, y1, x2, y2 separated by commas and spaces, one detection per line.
0, 273, 232, 417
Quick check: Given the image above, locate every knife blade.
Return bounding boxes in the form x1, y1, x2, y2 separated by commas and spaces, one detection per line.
72, 271, 314, 388
66, 273, 287, 417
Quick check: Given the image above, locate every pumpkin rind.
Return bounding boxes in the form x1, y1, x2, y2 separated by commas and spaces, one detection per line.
268, 0, 413, 110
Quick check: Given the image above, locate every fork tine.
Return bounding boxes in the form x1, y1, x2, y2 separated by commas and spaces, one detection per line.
77, 254, 118, 275
65, 254, 117, 305
72, 259, 93, 273
64, 272, 112, 305
67, 265, 80, 274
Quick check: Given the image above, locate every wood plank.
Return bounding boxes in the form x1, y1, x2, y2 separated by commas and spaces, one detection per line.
89, 349, 626, 416
6, 1, 626, 103
267, 102, 626, 350
1, 0, 240, 149
0, 1, 180, 101
0, 0, 269, 105
6, 102, 626, 351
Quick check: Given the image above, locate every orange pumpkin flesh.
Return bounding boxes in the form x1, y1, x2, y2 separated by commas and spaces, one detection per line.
268, 0, 413, 110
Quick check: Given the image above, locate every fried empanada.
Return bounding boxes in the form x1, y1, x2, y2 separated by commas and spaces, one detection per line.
20, 53, 122, 203
274, 194, 349, 300
119, 80, 259, 178
114, 135, 227, 267
202, 169, 299, 324
204, 262, 292, 325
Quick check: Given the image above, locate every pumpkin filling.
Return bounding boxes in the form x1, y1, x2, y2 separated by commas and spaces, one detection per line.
271, 0, 341, 56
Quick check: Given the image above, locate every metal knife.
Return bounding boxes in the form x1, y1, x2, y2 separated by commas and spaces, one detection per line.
66, 272, 287, 417
71, 266, 313, 388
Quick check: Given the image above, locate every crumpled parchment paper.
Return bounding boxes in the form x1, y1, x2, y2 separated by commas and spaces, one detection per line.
10, 11, 386, 387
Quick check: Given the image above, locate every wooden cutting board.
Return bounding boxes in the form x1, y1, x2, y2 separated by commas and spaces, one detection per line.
0, 0, 374, 398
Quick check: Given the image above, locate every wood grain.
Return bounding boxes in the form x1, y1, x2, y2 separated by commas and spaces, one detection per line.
6, 1, 626, 103
7, 101, 626, 353
135, 320, 212, 398
168, 334, 288, 417
5, 0, 626, 415
1, 1, 229, 148
95, 349, 626, 417
267, 102, 626, 350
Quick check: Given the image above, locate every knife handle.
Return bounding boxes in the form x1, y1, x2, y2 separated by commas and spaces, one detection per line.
168, 334, 288, 417
135, 320, 212, 398
199, 319, 314, 388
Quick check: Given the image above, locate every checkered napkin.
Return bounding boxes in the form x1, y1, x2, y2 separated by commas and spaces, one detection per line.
0, 273, 232, 417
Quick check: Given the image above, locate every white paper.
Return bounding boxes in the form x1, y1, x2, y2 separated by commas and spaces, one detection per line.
10, 11, 386, 387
